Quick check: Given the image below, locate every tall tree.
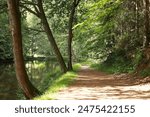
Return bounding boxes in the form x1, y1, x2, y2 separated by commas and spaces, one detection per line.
135, 0, 150, 72
144, 0, 150, 48
68, 0, 81, 71
20, 0, 67, 73
37, 0, 67, 73
7, 0, 40, 99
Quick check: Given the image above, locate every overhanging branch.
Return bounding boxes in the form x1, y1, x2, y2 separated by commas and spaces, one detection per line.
20, 4, 40, 18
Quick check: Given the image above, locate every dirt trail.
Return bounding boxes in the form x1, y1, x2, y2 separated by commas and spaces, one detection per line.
56, 66, 150, 100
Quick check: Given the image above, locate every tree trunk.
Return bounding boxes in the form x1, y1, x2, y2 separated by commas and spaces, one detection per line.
144, 0, 150, 47
67, 0, 80, 71
37, 0, 67, 73
68, 1, 76, 71
7, 0, 40, 99
135, 0, 150, 73
135, 0, 139, 39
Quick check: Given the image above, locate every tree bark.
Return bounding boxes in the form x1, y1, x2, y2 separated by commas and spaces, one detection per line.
37, 0, 67, 73
135, 0, 150, 73
135, 0, 139, 39
7, 0, 40, 99
68, 1, 76, 71
68, 0, 80, 71
144, 0, 150, 47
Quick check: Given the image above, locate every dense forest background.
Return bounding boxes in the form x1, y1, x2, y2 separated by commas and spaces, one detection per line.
0, 0, 150, 99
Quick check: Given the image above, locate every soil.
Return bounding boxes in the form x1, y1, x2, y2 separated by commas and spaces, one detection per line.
55, 66, 150, 100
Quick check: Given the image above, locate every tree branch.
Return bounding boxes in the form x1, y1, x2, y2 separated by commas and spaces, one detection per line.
75, 0, 81, 7
25, 27, 44, 33
21, 0, 38, 6
32, 3, 40, 15
20, 4, 40, 18
20, 0, 40, 17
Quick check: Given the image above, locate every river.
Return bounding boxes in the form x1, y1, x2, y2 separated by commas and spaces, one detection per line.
0, 60, 58, 100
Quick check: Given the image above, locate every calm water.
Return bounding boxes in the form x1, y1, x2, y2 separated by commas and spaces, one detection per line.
0, 60, 58, 100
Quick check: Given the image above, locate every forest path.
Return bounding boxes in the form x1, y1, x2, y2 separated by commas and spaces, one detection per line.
55, 66, 150, 100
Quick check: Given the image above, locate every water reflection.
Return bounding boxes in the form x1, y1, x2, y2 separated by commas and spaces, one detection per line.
26, 60, 58, 89
0, 60, 58, 100
0, 64, 18, 99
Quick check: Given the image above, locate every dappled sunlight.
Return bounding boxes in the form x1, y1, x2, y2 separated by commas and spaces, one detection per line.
56, 66, 150, 100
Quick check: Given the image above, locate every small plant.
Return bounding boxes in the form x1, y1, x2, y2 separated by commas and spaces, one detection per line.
73, 63, 82, 71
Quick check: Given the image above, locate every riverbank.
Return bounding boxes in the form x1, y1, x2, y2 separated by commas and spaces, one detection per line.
34, 63, 81, 100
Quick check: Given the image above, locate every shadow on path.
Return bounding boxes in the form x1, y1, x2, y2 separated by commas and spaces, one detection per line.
56, 66, 150, 100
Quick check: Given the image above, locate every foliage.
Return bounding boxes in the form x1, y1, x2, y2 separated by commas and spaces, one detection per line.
35, 72, 76, 100
140, 69, 150, 77
73, 0, 148, 76
91, 58, 134, 74
0, 10, 12, 60
74, 0, 123, 60
34, 63, 81, 100
72, 63, 82, 71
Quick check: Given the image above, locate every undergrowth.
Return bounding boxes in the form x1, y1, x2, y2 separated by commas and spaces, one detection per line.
91, 59, 134, 74
139, 68, 150, 77
34, 63, 81, 100
89, 49, 139, 74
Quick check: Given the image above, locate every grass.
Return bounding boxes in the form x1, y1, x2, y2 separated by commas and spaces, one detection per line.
34, 63, 81, 100
73, 63, 82, 71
